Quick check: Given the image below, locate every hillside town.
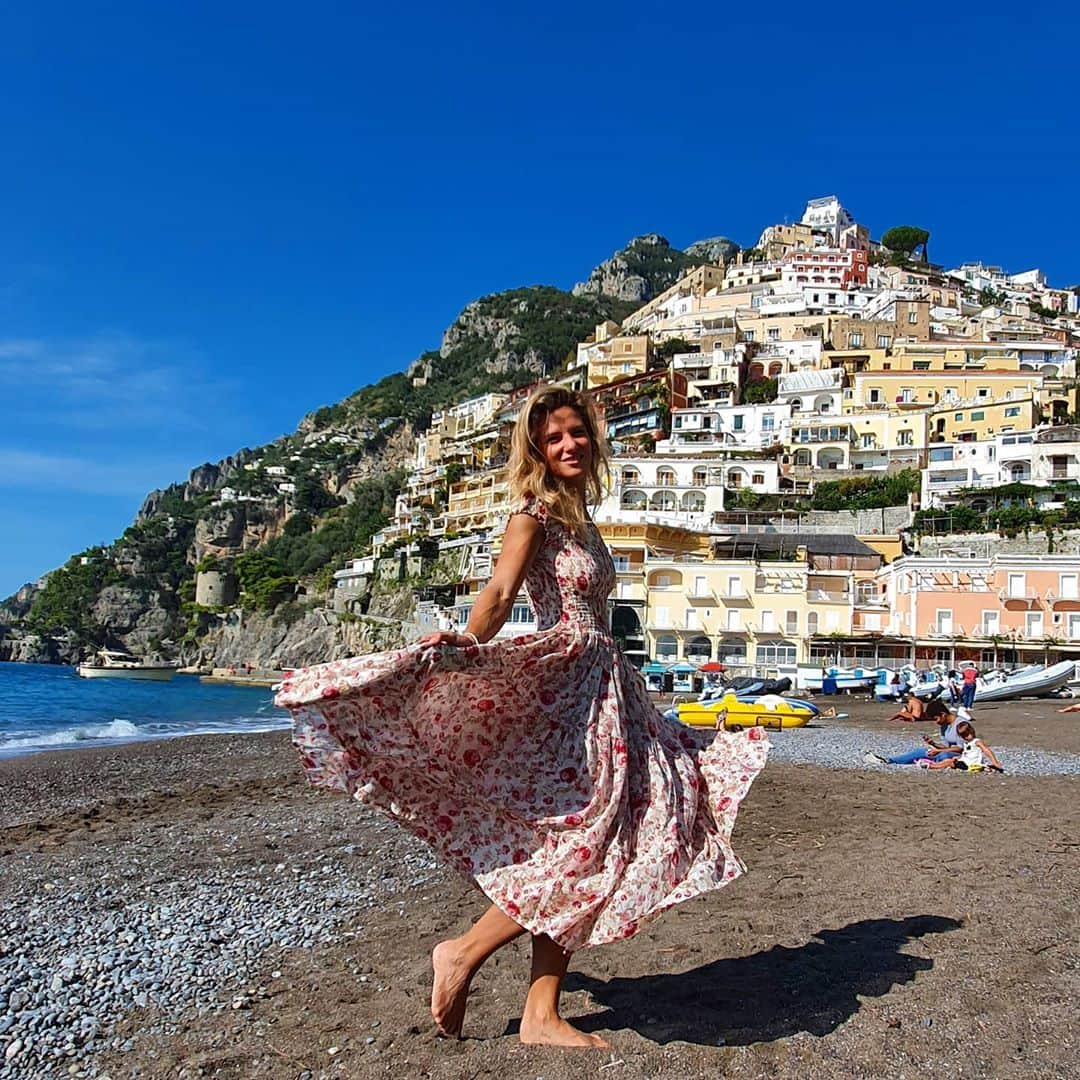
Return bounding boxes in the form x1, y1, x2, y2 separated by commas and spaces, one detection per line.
315, 195, 1080, 680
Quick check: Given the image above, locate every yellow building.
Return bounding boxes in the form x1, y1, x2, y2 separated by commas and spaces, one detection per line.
884, 342, 1022, 371
576, 321, 654, 389
848, 370, 1041, 413
622, 265, 726, 334
444, 466, 510, 534
627, 534, 887, 670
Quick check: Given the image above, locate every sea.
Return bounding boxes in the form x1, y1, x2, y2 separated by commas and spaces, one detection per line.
0, 662, 290, 759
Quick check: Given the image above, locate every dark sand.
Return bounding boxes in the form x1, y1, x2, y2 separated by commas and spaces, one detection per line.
1, 698, 1077, 1079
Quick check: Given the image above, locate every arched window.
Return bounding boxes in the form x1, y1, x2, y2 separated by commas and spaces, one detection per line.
655, 634, 678, 661
692, 467, 708, 485
681, 490, 706, 512
656, 467, 677, 487
621, 488, 647, 510
717, 638, 747, 663
794, 450, 811, 466
647, 570, 682, 589
755, 639, 797, 665
650, 490, 678, 511
686, 636, 712, 662
621, 467, 640, 484
807, 611, 819, 635
727, 469, 745, 488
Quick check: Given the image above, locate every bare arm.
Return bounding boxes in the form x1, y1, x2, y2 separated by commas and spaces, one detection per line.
977, 739, 1004, 771
418, 513, 543, 647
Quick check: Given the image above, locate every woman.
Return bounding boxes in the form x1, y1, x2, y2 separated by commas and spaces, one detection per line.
866, 699, 966, 765
275, 385, 769, 1048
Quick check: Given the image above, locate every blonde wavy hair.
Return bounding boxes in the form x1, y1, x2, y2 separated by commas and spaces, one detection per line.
509, 384, 610, 534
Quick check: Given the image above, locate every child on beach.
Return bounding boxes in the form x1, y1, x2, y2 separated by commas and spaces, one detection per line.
922, 721, 1004, 772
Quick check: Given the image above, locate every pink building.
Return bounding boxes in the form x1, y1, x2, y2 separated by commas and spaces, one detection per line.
877, 554, 1080, 665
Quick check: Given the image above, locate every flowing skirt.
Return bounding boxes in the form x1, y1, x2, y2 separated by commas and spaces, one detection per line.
275, 626, 769, 951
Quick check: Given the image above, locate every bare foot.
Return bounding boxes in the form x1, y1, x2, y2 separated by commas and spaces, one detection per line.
431, 940, 473, 1037
519, 1014, 610, 1048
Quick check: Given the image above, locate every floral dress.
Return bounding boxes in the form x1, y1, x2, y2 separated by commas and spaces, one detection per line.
275, 496, 769, 951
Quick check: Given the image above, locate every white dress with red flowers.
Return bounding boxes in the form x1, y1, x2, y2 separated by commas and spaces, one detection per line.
275, 496, 769, 951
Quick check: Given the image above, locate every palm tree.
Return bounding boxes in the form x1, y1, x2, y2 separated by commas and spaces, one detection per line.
1041, 635, 1063, 665
982, 633, 1006, 669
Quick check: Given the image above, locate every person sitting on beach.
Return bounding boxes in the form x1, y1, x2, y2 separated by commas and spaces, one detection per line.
886, 693, 926, 723
923, 720, 1004, 772
866, 700, 966, 765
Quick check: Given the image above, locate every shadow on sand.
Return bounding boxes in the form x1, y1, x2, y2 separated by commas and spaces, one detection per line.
562, 914, 961, 1046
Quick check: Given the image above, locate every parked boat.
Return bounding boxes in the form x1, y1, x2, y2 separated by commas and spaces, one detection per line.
669, 691, 818, 730
971, 659, 1075, 702
76, 649, 179, 681
784, 663, 881, 693
909, 660, 1075, 703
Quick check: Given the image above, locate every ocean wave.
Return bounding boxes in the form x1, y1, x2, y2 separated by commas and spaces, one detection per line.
0, 715, 290, 757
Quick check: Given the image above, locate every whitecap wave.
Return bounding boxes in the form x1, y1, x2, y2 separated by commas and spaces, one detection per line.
0, 715, 290, 757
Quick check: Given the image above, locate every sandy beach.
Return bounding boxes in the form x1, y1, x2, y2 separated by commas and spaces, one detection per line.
1, 698, 1078, 1079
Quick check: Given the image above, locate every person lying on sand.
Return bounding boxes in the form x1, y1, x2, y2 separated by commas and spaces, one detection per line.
922, 721, 1004, 773
1057, 702, 1080, 713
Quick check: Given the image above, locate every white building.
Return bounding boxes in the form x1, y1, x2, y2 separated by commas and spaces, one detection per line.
663, 402, 791, 453
598, 456, 727, 527
799, 196, 855, 244
776, 367, 844, 417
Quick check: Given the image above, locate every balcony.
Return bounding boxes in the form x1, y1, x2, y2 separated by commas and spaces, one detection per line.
997, 586, 1042, 606
718, 590, 752, 604
687, 589, 717, 604
809, 589, 852, 604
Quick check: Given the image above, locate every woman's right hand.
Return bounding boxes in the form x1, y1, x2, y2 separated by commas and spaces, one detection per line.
417, 631, 478, 649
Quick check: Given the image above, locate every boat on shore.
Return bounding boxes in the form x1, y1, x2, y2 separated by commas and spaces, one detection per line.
668, 691, 818, 730
782, 663, 881, 694
76, 649, 179, 681
909, 660, 1076, 703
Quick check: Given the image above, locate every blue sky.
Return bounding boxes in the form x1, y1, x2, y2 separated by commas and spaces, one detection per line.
1, 1, 1077, 595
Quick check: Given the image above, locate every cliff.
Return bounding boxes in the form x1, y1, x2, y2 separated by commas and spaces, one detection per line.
6, 231, 712, 665
572, 234, 726, 303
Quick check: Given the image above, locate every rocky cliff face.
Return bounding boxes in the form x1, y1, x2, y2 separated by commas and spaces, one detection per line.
0, 631, 81, 665
573, 234, 705, 303
684, 236, 740, 265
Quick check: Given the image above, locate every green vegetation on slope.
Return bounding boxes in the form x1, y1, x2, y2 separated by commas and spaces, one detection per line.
344, 287, 638, 422
26, 552, 123, 640
809, 469, 921, 511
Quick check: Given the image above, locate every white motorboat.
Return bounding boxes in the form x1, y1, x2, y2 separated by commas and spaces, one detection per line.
76, 649, 179, 681
911, 661, 1076, 703
971, 659, 1075, 702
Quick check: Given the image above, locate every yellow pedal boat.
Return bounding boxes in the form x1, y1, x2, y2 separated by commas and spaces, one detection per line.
676, 692, 817, 730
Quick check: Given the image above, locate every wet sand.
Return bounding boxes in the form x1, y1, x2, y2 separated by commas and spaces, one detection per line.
1, 698, 1077, 1078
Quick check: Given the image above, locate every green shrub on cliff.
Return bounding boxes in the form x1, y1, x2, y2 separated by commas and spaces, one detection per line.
810, 469, 920, 511
26, 552, 123, 639
261, 470, 405, 580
